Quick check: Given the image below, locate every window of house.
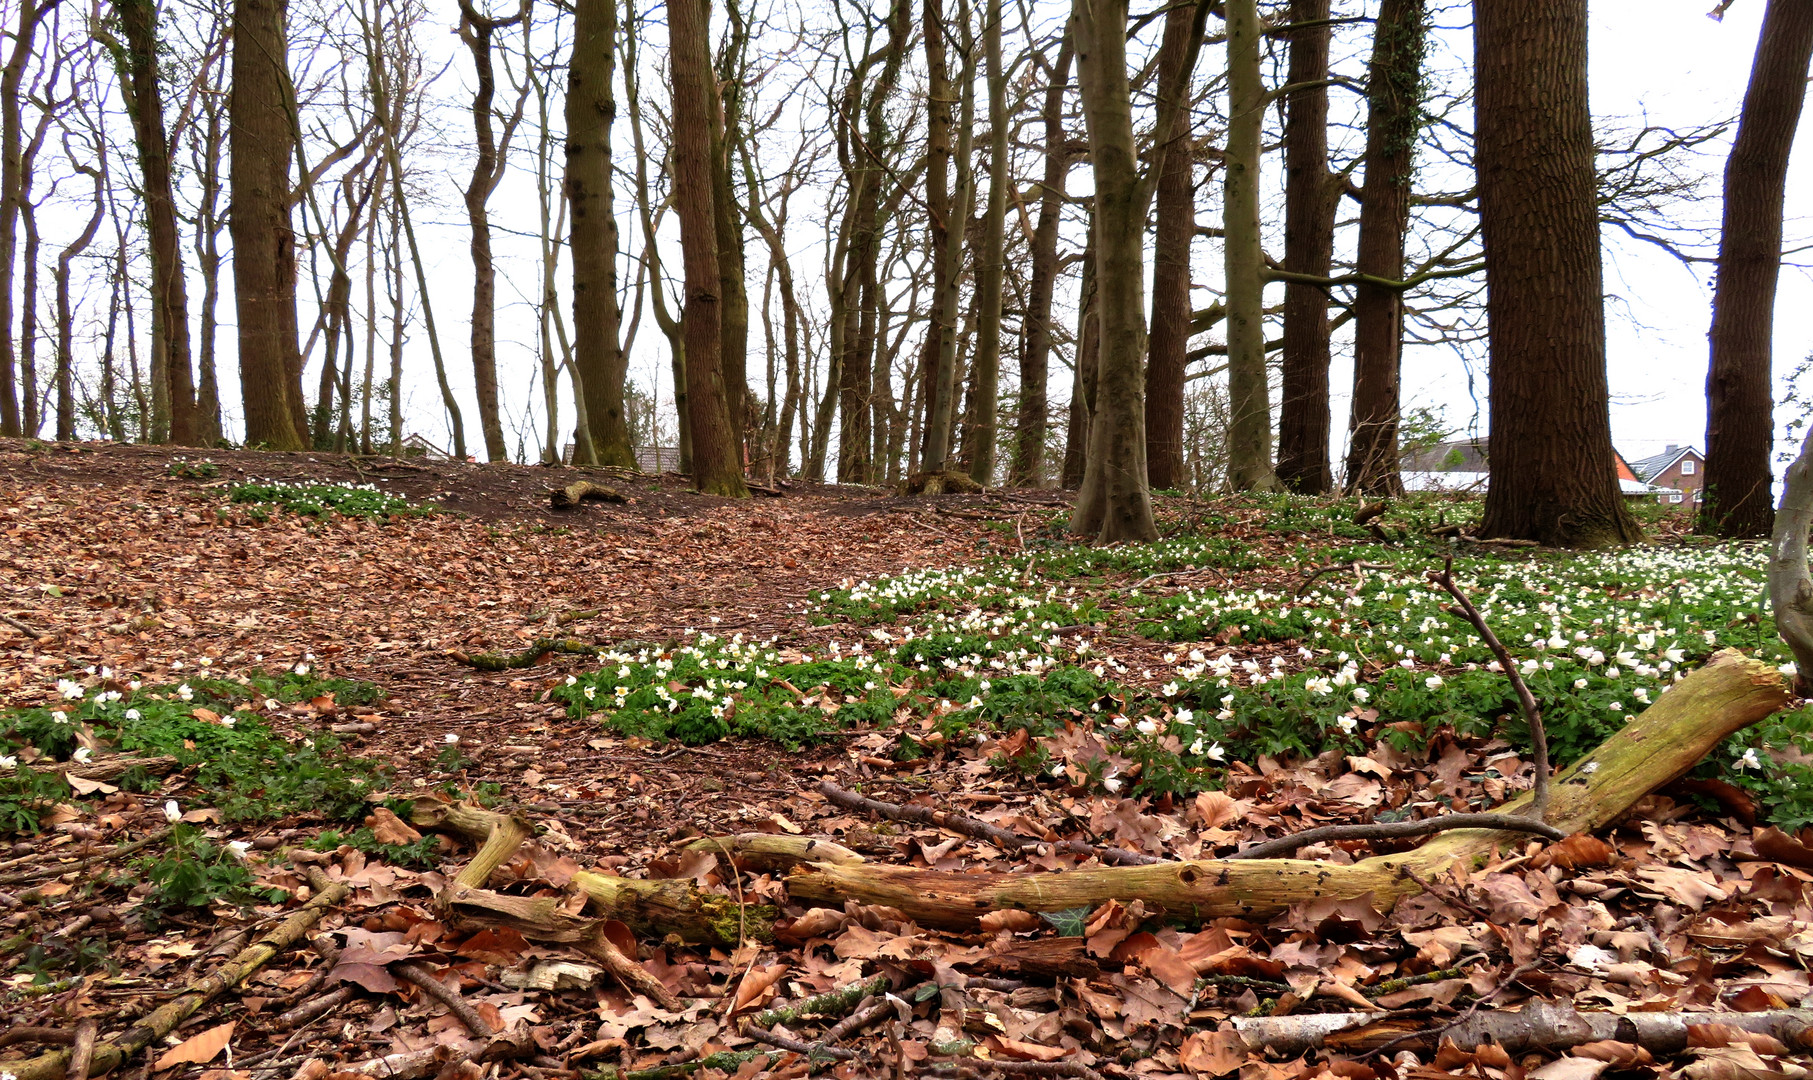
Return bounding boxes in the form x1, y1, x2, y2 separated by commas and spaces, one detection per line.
1681, 459, 1696, 475
1669, 493, 1683, 504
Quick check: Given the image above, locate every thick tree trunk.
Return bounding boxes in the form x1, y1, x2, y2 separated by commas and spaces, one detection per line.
1011, 36, 1074, 488
1345, 0, 1425, 496
711, 44, 751, 465
788, 651, 1788, 928
230, 0, 306, 450
967, 0, 1010, 485
566, 0, 637, 469
1474, 0, 1638, 547
669, 0, 747, 496
1145, 4, 1197, 492
1275, 0, 1336, 494
1222, 0, 1279, 492
120, 0, 198, 446
1702, 0, 1813, 539
0, 0, 50, 437
1069, 0, 1158, 541
919, 0, 955, 471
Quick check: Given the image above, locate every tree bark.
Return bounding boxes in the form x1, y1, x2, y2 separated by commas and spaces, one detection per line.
919, 0, 958, 472
966, 0, 1009, 485
231, 0, 306, 450
120, 0, 198, 445
1771, 428, 1813, 696
1701, 0, 1813, 539
1144, 5, 1198, 492
1068, 0, 1158, 541
788, 651, 1788, 928
1222, 0, 1279, 492
0, 0, 53, 438
1061, 231, 1097, 490
1474, 0, 1638, 547
1344, 0, 1425, 496
463, 0, 528, 463
1274, 0, 1337, 494
1011, 36, 1074, 488
566, 0, 636, 469
56, 162, 103, 441
670, 0, 748, 496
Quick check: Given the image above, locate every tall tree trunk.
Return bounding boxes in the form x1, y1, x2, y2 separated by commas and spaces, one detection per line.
566, 0, 636, 467
669, 0, 747, 496
20, 197, 39, 436
967, 0, 1009, 485
1222, 0, 1278, 492
1274, 0, 1336, 494
463, 0, 527, 462
1061, 230, 1097, 489
0, 0, 52, 437
1069, 0, 1157, 541
231, 0, 305, 449
924, 0, 976, 474
1701, 0, 1813, 539
56, 161, 103, 441
120, 0, 198, 445
1012, 35, 1074, 487
919, 0, 955, 471
191, 46, 227, 447
1344, 0, 1425, 496
714, 0, 753, 464
1144, 4, 1198, 491
1474, 0, 1639, 547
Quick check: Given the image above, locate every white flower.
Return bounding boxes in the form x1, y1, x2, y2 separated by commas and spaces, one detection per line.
1176, 708, 1194, 724
1573, 678, 1589, 690
1351, 687, 1371, 703
1782, 662, 1800, 679
1337, 716, 1357, 735
57, 678, 85, 700
221, 716, 236, 728
295, 663, 311, 675
1161, 681, 1179, 697
1206, 743, 1226, 761
72, 747, 92, 764
0, 755, 15, 768
444, 733, 460, 744
1188, 738, 1205, 756
163, 800, 182, 822
1102, 777, 1123, 793
176, 684, 194, 702
51, 710, 69, 725
1737, 748, 1763, 771
125, 708, 141, 721
1424, 675, 1444, 690
227, 840, 253, 859
1136, 718, 1160, 735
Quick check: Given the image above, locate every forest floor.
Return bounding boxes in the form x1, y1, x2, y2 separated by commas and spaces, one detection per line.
0, 437, 1809, 1080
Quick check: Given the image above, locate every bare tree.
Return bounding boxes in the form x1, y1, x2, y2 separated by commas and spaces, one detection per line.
0, 0, 57, 436
1222, 0, 1278, 492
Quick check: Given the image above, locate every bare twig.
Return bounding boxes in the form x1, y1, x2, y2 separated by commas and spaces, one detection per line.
0, 827, 175, 886
65, 1020, 97, 1080
273, 984, 359, 1030
0, 612, 41, 638
739, 1020, 857, 1060
1428, 556, 1551, 819
820, 780, 1165, 866
1227, 812, 1566, 860
395, 963, 496, 1038
1296, 560, 1393, 596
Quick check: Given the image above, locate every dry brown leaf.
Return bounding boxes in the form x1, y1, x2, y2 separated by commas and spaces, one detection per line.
1570, 1040, 1653, 1065
979, 909, 1041, 934
366, 806, 423, 845
731, 962, 789, 1014
989, 1037, 1070, 1062
1179, 1029, 1249, 1077
1680, 1046, 1810, 1080
1531, 834, 1614, 871
155, 1021, 236, 1071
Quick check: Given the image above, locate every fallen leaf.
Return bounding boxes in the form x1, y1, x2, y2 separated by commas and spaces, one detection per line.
155, 1021, 236, 1071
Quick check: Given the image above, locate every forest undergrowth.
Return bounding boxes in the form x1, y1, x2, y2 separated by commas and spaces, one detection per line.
0, 439, 1808, 1080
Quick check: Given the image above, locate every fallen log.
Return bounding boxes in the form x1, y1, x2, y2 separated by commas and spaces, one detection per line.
449, 638, 594, 671
550, 480, 626, 509
785, 650, 1789, 929
1226, 1002, 1813, 1057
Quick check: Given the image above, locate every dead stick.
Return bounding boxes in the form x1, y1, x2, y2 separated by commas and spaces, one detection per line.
65, 1020, 97, 1080
0, 612, 41, 638
1428, 557, 1551, 818
1227, 812, 1565, 860
395, 963, 495, 1038
739, 1021, 856, 1061
273, 984, 359, 1030
575, 930, 682, 1011
0, 1029, 76, 1050
0, 827, 175, 886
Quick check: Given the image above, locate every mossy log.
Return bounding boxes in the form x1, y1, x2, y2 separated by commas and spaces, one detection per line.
450, 638, 594, 671
900, 470, 984, 496
682, 833, 867, 872
786, 650, 1789, 930
572, 871, 775, 947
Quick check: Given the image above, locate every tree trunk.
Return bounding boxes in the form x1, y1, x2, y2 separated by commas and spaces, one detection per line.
714, 1, 753, 465
0, 0, 50, 438
1344, 0, 1425, 496
1068, 0, 1157, 541
1061, 232, 1098, 490
120, 0, 198, 446
463, 0, 526, 463
565, 0, 635, 469
967, 0, 1009, 485
1222, 0, 1279, 492
788, 651, 1788, 928
1011, 37, 1074, 487
230, 0, 306, 450
669, 0, 747, 496
56, 165, 103, 441
190, 44, 227, 447
919, 0, 956, 472
1145, 4, 1197, 492
1701, 0, 1813, 539
1474, 0, 1639, 547
1274, 0, 1336, 494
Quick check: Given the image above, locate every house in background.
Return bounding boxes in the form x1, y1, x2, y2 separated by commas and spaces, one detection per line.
399, 433, 451, 461
1399, 437, 1677, 500
1627, 445, 1704, 508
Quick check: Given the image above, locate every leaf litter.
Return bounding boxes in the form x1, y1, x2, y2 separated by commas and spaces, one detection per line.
0, 439, 1809, 1080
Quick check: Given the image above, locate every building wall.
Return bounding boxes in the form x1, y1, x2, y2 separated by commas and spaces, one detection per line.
1654, 455, 1704, 506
